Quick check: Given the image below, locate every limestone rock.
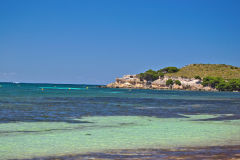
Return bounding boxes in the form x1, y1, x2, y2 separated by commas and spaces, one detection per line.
106, 74, 216, 91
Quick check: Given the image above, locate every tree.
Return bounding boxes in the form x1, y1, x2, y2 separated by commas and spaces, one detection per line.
137, 69, 166, 81
137, 69, 161, 81
202, 76, 224, 88
194, 75, 201, 80
175, 80, 181, 86
202, 76, 240, 91
166, 79, 174, 86
158, 67, 179, 73
228, 79, 240, 91
216, 82, 228, 91
156, 70, 164, 78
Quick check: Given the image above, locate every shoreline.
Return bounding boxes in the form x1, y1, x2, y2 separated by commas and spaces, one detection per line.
103, 85, 239, 93
106, 75, 218, 92
105, 74, 239, 92
101, 85, 221, 92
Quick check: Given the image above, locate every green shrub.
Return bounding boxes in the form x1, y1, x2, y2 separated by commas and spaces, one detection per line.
158, 67, 179, 73
202, 76, 240, 91
175, 80, 181, 86
194, 75, 201, 80
230, 66, 238, 69
156, 70, 164, 78
228, 79, 240, 90
201, 76, 224, 88
216, 82, 228, 91
137, 69, 163, 81
166, 79, 174, 86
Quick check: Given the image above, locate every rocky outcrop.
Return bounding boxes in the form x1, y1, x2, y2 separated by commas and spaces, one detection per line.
107, 75, 216, 91
107, 75, 149, 89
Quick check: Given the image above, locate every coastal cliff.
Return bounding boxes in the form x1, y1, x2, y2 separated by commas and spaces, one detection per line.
107, 75, 215, 91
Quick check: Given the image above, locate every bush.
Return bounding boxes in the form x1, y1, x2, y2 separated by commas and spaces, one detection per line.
175, 80, 181, 86
202, 76, 240, 91
156, 70, 164, 78
137, 66, 180, 81
228, 79, 240, 91
158, 67, 179, 73
137, 69, 163, 81
166, 79, 174, 86
230, 66, 238, 69
194, 75, 201, 80
216, 82, 229, 91
201, 76, 224, 88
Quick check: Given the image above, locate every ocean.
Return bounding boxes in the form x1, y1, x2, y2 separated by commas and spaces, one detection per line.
0, 82, 240, 159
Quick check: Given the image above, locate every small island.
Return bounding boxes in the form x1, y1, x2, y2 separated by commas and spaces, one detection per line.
107, 64, 240, 92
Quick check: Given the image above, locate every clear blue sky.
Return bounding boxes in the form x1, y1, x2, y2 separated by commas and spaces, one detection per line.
1, 0, 240, 84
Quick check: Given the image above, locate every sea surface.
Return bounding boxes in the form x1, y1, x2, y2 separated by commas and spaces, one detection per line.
0, 82, 240, 159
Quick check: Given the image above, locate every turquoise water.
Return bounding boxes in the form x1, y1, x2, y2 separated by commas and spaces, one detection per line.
0, 82, 240, 159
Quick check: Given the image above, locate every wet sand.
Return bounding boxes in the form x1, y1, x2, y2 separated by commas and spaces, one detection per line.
20, 145, 240, 160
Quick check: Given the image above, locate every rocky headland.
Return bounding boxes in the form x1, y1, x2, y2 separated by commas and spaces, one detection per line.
107, 75, 215, 91
106, 64, 240, 92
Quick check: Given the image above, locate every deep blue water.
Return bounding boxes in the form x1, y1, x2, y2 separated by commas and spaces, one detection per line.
0, 82, 240, 124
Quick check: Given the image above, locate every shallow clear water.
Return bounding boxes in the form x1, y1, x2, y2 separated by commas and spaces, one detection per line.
0, 82, 240, 159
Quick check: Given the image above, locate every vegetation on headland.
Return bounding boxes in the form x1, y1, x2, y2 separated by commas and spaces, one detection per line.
136, 64, 240, 92
202, 77, 240, 91
194, 75, 201, 80
137, 67, 178, 81
166, 64, 240, 80
166, 79, 174, 86
174, 80, 181, 86
159, 67, 179, 73
137, 69, 164, 81
165, 79, 181, 86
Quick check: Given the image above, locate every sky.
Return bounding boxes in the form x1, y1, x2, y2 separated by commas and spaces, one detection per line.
0, 0, 240, 84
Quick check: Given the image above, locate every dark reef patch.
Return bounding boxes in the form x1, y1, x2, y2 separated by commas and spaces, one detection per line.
15, 145, 240, 160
